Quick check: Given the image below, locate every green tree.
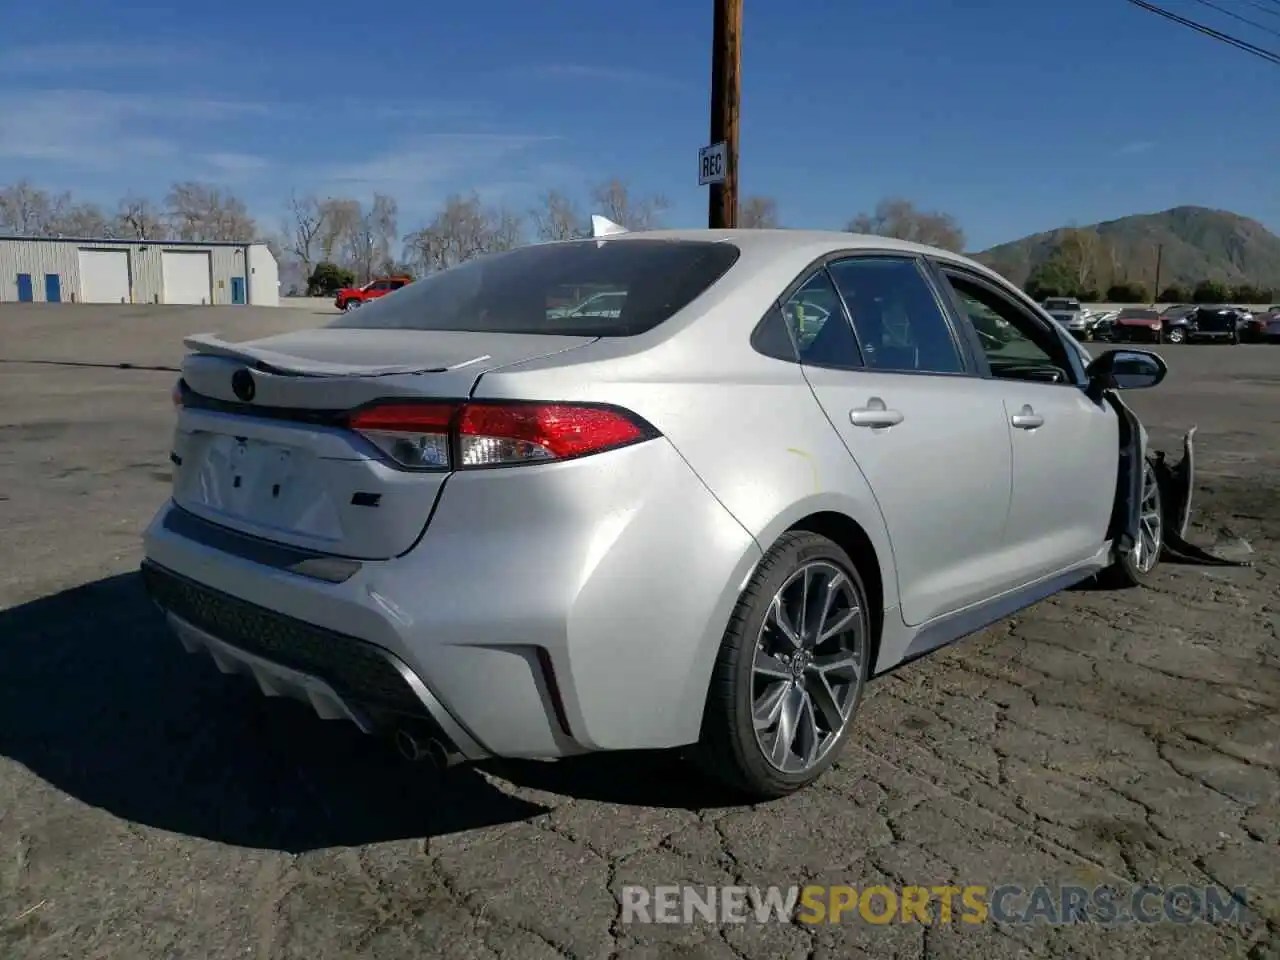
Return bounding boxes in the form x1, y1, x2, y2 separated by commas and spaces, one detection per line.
1191, 279, 1229, 304
1024, 257, 1079, 301
1105, 281, 1149, 303
307, 261, 355, 296
1229, 284, 1271, 303
1158, 284, 1191, 303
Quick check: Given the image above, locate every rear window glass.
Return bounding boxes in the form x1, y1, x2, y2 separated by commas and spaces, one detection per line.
328, 239, 740, 336
1118, 309, 1157, 319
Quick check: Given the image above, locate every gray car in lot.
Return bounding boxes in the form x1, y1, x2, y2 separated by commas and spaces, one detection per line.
1042, 297, 1093, 339
141, 227, 1182, 799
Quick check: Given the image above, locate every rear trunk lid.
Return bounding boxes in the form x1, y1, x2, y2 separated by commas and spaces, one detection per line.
171, 328, 595, 559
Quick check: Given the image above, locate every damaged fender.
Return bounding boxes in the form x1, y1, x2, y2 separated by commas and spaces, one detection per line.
1105, 394, 1251, 568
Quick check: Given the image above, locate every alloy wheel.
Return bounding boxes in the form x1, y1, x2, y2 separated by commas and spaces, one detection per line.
750, 562, 867, 774
1133, 461, 1163, 574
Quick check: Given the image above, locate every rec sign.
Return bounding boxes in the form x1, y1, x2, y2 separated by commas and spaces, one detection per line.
698, 142, 727, 185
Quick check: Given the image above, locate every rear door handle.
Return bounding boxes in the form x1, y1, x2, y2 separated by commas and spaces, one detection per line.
850, 397, 904, 429
1010, 404, 1044, 430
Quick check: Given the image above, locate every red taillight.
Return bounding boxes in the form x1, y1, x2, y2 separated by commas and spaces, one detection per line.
345, 401, 656, 470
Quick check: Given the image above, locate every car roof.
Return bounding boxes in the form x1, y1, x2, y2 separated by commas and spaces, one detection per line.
577, 226, 978, 262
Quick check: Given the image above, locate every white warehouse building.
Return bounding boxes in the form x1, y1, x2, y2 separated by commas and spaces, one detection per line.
0, 237, 280, 306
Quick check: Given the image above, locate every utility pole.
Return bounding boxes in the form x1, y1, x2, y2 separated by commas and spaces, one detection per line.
708, 0, 742, 228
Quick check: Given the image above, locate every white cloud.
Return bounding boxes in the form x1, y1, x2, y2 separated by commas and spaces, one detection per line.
0, 43, 197, 74
1116, 140, 1156, 156
203, 152, 271, 174
522, 63, 689, 90
0, 85, 569, 228
315, 133, 559, 199
0, 88, 269, 170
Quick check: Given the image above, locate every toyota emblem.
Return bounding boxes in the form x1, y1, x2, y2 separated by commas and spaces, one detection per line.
231, 368, 256, 402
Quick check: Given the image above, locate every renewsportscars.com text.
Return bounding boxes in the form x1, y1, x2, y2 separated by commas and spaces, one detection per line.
620, 884, 1251, 926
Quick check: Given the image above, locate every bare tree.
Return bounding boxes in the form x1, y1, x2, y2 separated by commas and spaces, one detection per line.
164, 181, 257, 241
318, 197, 362, 263
488, 207, 526, 253
285, 192, 329, 275
530, 190, 584, 241
403, 193, 526, 274
739, 195, 779, 229
343, 194, 399, 283
0, 180, 72, 235
52, 202, 112, 238
588, 178, 669, 231
113, 194, 167, 240
846, 197, 966, 252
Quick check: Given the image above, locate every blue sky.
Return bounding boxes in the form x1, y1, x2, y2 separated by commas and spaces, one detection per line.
2, 0, 1279, 250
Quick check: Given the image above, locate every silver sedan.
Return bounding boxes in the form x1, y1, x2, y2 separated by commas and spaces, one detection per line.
141, 224, 1183, 799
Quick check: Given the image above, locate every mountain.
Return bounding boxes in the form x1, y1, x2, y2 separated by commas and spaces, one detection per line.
972, 206, 1280, 293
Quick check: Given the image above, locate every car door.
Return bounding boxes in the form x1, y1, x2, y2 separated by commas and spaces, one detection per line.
930, 263, 1117, 583
787, 255, 1016, 627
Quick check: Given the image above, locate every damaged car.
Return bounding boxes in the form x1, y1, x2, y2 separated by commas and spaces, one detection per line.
142, 221, 1218, 801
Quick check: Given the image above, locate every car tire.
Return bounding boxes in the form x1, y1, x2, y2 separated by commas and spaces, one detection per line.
344, 300, 362, 312
1097, 458, 1164, 589
1166, 327, 1185, 345
691, 531, 873, 800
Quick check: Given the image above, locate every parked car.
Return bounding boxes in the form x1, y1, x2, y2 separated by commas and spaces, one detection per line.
1090, 310, 1120, 341
334, 275, 412, 312
1042, 297, 1094, 340
1174, 305, 1245, 344
1110, 308, 1163, 343
1238, 308, 1269, 343
145, 224, 1192, 800
1264, 309, 1280, 343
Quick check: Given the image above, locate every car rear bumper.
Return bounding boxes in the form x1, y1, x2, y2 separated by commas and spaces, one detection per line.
1115, 326, 1162, 342
141, 437, 761, 759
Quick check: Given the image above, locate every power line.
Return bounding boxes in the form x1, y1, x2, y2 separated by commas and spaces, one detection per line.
1122, 0, 1280, 64
1240, 0, 1280, 17
1187, 0, 1280, 39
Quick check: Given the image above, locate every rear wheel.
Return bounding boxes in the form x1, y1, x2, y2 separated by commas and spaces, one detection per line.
1166, 326, 1186, 344
1098, 459, 1163, 588
343, 300, 363, 312
692, 532, 872, 799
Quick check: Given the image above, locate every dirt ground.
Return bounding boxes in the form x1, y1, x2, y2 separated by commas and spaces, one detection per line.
0, 304, 1277, 959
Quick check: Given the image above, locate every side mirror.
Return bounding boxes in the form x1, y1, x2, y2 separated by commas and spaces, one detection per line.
1085, 348, 1167, 393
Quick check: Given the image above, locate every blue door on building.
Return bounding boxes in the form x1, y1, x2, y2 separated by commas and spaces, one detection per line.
16, 274, 33, 302
45, 274, 62, 302
230, 276, 246, 305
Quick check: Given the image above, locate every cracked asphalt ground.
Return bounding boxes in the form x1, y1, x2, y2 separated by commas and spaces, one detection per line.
1, 304, 1277, 959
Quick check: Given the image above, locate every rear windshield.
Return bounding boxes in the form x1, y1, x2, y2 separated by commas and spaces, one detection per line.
1118, 309, 1157, 319
328, 239, 741, 336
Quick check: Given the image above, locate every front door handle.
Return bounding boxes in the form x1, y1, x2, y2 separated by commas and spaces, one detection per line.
1010, 404, 1044, 430
850, 397, 904, 429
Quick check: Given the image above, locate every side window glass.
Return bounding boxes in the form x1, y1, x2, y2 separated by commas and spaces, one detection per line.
781, 270, 862, 369
826, 257, 963, 374
940, 273, 1070, 382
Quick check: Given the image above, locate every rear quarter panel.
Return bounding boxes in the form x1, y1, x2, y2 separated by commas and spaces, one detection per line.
471, 280, 903, 623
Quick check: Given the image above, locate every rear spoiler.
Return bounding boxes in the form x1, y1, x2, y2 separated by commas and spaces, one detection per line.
181, 332, 489, 378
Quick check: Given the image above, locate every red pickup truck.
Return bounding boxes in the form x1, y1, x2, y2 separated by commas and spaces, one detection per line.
334, 275, 412, 311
